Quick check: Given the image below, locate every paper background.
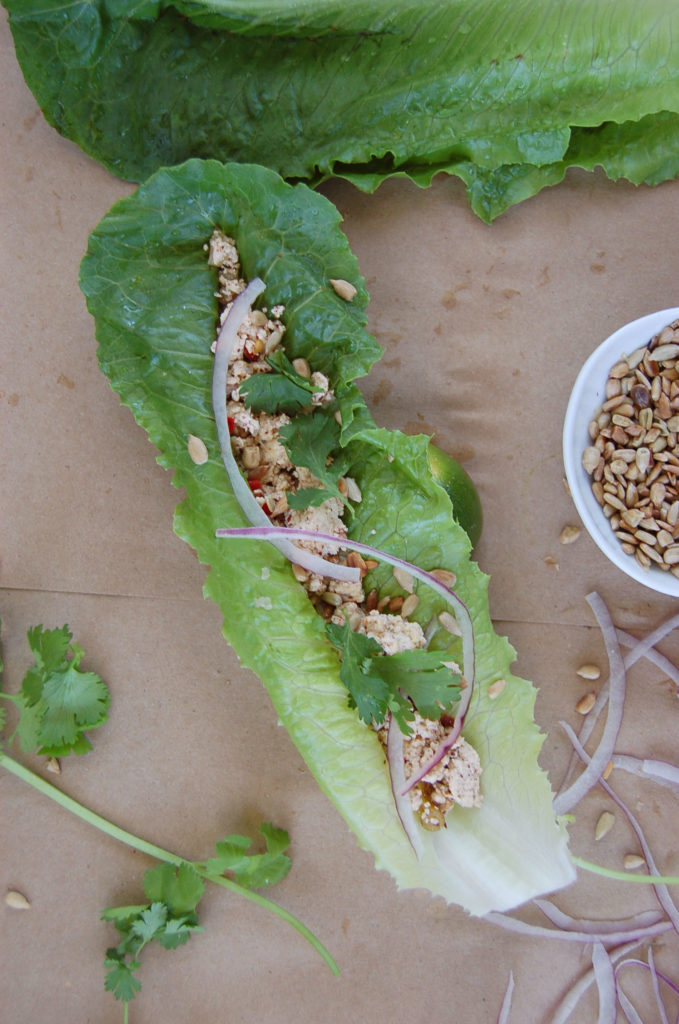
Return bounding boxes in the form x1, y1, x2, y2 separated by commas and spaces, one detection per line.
2, 10, 679, 1021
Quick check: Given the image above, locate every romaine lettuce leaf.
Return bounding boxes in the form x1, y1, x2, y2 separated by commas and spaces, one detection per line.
5, 0, 679, 220
79, 159, 575, 914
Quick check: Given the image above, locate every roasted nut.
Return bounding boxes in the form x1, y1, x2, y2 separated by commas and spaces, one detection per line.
329, 278, 357, 302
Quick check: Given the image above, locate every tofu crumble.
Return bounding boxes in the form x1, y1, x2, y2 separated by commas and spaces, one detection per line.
207, 230, 482, 829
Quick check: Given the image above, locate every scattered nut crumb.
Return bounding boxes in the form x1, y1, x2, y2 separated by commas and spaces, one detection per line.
576, 692, 596, 714
438, 611, 461, 636
576, 663, 601, 680
45, 757, 61, 774
602, 760, 614, 780
595, 810, 615, 840
623, 853, 646, 871
5, 890, 31, 910
560, 525, 582, 545
544, 556, 560, 569
488, 678, 506, 699
329, 278, 357, 302
187, 434, 209, 465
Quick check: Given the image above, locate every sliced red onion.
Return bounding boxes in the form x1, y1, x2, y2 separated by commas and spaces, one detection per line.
484, 910, 671, 945
549, 941, 645, 1024
211, 279, 359, 585
647, 947, 671, 1024
612, 755, 679, 793
616, 988, 644, 1024
618, 628, 679, 692
592, 943, 617, 1024
559, 608, 679, 796
386, 714, 423, 859
553, 593, 626, 816
617, 956, 679, 1004
562, 721, 679, 935
497, 972, 514, 1024
534, 899, 664, 934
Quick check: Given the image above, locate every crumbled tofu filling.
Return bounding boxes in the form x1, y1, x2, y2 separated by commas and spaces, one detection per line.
209, 230, 482, 827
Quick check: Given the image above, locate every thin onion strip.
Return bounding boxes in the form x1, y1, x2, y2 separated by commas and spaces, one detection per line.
612, 754, 679, 793
386, 714, 423, 859
211, 278, 360, 584
592, 942, 617, 1024
562, 722, 679, 932
534, 899, 665, 934
553, 593, 626, 816
484, 910, 672, 945
497, 973, 514, 1024
549, 941, 645, 1024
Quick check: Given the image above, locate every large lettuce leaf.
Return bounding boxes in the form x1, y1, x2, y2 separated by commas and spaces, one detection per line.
5, 0, 679, 220
79, 159, 574, 914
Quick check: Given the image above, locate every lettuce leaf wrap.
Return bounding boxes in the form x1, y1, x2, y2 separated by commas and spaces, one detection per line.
5, 0, 679, 221
79, 159, 575, 915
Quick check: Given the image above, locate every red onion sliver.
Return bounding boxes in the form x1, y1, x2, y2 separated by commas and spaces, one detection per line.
617, 956, 679, 1005
561, 721, 679, 935
534, 899, 665, 935
616, 987, 645, 1024
386, 714, 423, 859
553, 593, 626, 816
549, 941, 645, 1024
484, 910, 671, 945
559, 608, 679, 795
612, 755, 679, 793
647, 947, 671, 1024
618, 628, 679, 692
211, 279, 360, 585
497, 972, 514, 1024
593, 942, 617, 1024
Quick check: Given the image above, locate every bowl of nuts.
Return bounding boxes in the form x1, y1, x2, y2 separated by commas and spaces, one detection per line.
563, 307, 679, 595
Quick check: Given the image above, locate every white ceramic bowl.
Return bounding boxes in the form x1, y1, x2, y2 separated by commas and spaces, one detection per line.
563, 306, 679, 596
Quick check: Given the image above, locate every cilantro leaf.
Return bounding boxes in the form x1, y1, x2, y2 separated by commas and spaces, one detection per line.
130, 902, 168, 944
285, 486, 336, 510
278, 411, 352, 505
325, 622, 395, 727
203, 822, 291, 889
142, 861, 205, 916
0, 625, 110, 757
240, 351, 321, 415
326, 621, 461, 733
102, 862, 205, 1006
103, 950, 142, 1003
372, 648, 461, 721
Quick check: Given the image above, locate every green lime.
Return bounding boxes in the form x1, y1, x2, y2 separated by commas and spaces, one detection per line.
427, 443, 483, 549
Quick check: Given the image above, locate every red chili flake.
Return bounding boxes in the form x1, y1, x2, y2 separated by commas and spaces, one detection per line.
227, 416, 236, 433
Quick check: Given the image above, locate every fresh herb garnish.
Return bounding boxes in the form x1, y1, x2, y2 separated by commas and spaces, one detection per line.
0, 617, 339, 1020
239, 350, 321, 415
103, 862, 205, 1006
103, 826, 292, 1011
0, 624, 110, 756
325, 620, 461, 734
279, 410, 352, 508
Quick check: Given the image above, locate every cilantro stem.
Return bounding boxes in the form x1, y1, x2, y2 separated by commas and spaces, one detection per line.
573, 855, 679, 886
0, 751, 339, 976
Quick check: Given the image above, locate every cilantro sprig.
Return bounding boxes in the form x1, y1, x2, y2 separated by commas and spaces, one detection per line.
239, 350, 321, 414
0, 624, 110, 756
325, 621, 461, 734
0, 619, 339, 1022
279, 410, 353, 510
103, 826, 292, 1013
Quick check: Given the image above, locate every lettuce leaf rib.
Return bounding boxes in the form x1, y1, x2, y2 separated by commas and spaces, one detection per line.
79, 159, 574, 914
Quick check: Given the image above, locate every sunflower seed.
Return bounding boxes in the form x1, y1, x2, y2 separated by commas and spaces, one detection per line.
595, 811, 615, 841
